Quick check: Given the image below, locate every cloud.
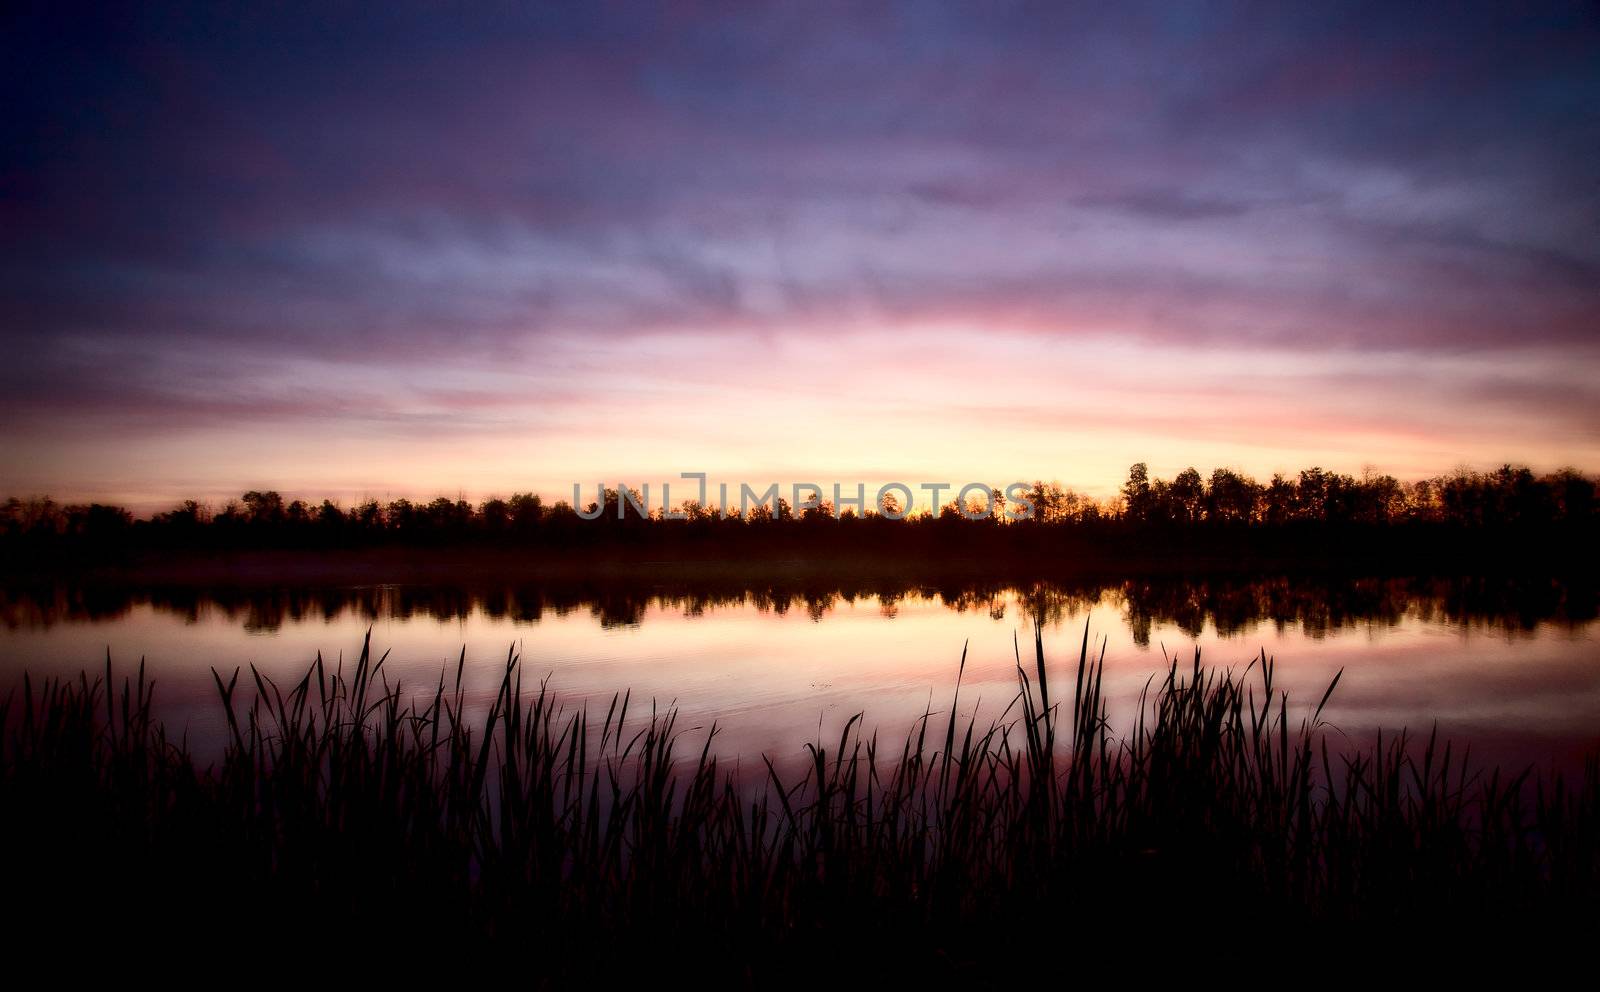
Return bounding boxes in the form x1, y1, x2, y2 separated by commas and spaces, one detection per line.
1, 1, 1597, 500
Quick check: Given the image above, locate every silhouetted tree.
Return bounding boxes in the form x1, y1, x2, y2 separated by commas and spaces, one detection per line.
1171, 468, 1204, 524
1122, 463, 1152, 523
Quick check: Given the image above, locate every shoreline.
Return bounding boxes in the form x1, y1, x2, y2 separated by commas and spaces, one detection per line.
5, 537, 1597, 589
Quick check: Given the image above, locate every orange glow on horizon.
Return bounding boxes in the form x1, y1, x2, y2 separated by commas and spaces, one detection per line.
4, 326, 1596, 514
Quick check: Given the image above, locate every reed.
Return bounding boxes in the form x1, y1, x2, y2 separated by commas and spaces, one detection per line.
2, 627, 1595, 970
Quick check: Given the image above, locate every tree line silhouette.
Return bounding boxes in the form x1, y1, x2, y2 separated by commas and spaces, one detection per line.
2, 463, 1594, 566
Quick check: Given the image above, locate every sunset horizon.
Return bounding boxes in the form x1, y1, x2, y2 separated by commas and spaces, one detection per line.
9, 453, 1599, 520
4, 0, 1598, 974
5, 5, 1598, 509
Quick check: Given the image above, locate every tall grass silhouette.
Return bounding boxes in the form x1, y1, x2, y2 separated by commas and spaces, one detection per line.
3, 627, 1595, 968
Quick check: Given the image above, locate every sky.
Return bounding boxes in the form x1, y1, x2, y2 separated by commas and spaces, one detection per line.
3, 1, 1598, 513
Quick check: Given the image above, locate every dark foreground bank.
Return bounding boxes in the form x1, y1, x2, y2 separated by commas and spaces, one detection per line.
4, 631, 1597, 977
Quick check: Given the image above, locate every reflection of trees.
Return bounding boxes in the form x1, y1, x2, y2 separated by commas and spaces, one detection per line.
1113, 575, 1597, 646
2, 574, 1595, 638
1009, 582, 1107, 630
803, 590, 832, 623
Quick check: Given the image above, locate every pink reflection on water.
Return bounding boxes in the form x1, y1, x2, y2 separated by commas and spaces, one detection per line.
1, 589, 1596, 776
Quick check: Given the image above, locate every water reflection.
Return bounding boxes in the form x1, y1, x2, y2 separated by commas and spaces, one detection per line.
1, 574, 1596, 776
3, 573, 1595, 639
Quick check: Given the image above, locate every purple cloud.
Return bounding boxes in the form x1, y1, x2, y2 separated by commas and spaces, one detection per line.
2, 1, 1598, 502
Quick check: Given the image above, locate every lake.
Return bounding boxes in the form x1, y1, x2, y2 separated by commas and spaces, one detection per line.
3, 574, 1597, 774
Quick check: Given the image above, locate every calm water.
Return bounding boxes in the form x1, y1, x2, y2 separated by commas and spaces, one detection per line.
3, 575, 1597, 772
